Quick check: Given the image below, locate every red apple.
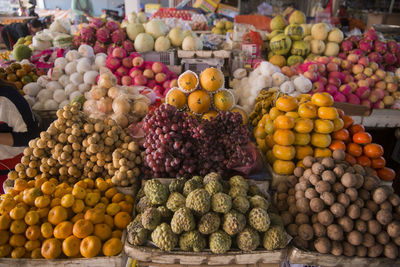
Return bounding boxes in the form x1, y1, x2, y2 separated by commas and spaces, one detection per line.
304, 70, 319, 82
357, 80, 369, 88
358, 56, 370, 67
354, 73, 367, 81
375, 80, 387, 90
312, 81, 325, 92
387, 82, 398, 92
344, 74, 354, 83
319, 76, 328, 85
347, 53, 360, 63
369, 62, 379, 71
328, 77, 341, 87
341, 60, 352, 70
352, 64, 364, 75
327, 62, 339, 72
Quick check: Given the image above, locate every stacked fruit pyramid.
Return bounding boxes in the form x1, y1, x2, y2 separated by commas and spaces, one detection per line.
166, 68, 245, 121
127, 174, 289, 253
254, 92, 342, 175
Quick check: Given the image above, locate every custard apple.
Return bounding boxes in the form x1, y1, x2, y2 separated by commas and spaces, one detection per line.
141, 207, 161, 230
169, 177, 186, 193
144, 179, 169, 205
151, 223, 178, 251
248, 185, 262, 196
211, 192, 232, 214
209, 230, 231, 254
263, 225, 288, 250
191, 175, 203, 184
205, 180, 223, 195
237, 227, 260, 251
166, 192, 186, 212
269, 213, 284, 227
249, 195, 270, 210
186, 188, 211, 215
229, 175, 249, 191
203, 172, 222, 184
136, 188, 145, 198
157, 205, 172, 221
249, 207, 270, 232
229, 186, 247, 198
133, 213, 142, 224
179, 230, 206, 252
136, 196, 151, 213
222, 210, 246, 236
232, 196, 250, 214
183, 179, 202, 197
198, 212, 221, 235
171, 207, 196, 234
127, 220, 149, 246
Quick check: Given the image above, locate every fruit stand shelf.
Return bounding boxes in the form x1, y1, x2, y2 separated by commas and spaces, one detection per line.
288, 247, 400, 267
124, 243, 286, 266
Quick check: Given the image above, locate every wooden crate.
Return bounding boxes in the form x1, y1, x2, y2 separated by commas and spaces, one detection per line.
288, 247, 400, 267
124, 244, 285, 266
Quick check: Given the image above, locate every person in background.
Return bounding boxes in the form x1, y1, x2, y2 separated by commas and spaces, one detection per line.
1, 19, 43, 50
71, 0, 94, 24
0, 80, 39, 193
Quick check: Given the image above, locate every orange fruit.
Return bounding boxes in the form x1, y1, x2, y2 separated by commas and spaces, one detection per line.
364, 143, 384, 159
105, 188, 118, 199
34, 195, 51, 209
84, 208, 105, 224
31, 247, 43, 258
74, 181, 87, 189
114, 211, 131, 229
0, 214, 11, 230
25, 240, 41, 251
24, 210, 40, 225
125, 195, 134, 204
0, 230, 9, 245
34, 177, 47, 189
61, 194, 75, 208
25, 225, 41, 241
72, 199, 85, 214
118, 201, 133, 213
10, 220, 27, 234
50, 198, 61, 208
80, 235, 101, 258
346, 143, 363, 157
37, 207, 50, 218
377, 167, 396, 181
11, 247, 25, 258
41, 182, 56, 195
100, 197, 109, 205
353, 132, 372, 145
111, 230, 123, 239
14, 179, 28, 192
9, 206, 27, 220
71, 213, 84, 223
41, 222, 53, 239
0, 198, 16, 213
72, 186, 86, 200
111, 193, 124, 203
9, 234, 26, 247
41, 238, 62, 259
53, 221, 73, 239
102, 237, 122, 256
0, 244, 12, 257
93, 223, 112, 241
104, 215, 114, 229
62, 236, 81, 257
48, 206, 68, 225
106, 203, 120, 216
94, 203, 106, 212
73, 219, 94, 239
85, 193, 100, 207
83, 179, 94, 189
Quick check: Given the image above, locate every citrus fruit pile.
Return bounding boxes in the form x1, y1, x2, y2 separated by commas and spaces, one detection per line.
0, 176, 132, 259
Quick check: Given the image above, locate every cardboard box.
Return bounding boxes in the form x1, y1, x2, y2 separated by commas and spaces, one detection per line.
216, 3, 238, 18
193, 0, 220, 13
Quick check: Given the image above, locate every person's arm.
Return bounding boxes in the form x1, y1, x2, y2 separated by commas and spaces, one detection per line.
0, 133, 13, 146
72, 0, 85, 16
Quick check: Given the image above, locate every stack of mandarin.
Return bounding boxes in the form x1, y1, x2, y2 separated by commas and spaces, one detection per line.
0, 176, 132, 259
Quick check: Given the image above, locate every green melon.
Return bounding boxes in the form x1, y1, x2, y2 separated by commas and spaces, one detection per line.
287, 55, 304, 66
267, 30, 283, 41
269, 34, 292, 56
284, 24, 304, 41
290, 41, 311, 57
270, 15, 287, 31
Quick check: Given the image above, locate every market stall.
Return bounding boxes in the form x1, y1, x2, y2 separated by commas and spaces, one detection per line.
0, 1, 400, 266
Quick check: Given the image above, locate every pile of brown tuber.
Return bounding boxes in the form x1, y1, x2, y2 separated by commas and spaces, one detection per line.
274, 149, 400, 259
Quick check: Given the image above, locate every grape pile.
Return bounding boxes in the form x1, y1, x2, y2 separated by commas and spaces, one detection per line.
142, 104, 253, 178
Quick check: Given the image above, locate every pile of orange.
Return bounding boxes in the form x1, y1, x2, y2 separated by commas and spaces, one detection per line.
0, 176, 132, 259
255, 92, 342, 175
330, 115, 395, 181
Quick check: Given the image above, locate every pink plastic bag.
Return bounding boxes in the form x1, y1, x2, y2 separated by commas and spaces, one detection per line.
231, 143, 264, 175
128, 121, 146, 146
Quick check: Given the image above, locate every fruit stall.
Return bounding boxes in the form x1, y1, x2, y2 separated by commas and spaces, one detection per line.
1, 2, 400, 267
